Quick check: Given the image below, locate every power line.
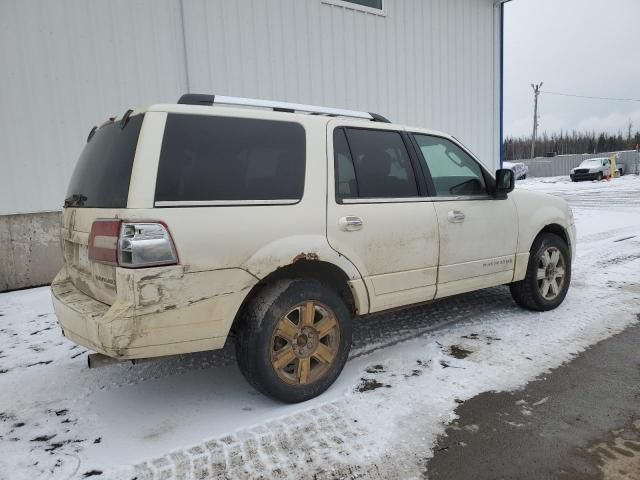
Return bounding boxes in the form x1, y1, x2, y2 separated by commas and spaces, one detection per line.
541, 90, 640, 103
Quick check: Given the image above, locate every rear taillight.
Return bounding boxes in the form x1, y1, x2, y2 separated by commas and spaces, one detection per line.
88, 220, 178, 268
88, 219, 121, 265
118, 222, 178, 268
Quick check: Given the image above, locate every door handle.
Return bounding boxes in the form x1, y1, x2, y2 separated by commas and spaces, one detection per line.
339, 216, 363, 232
448, 210, 465, 223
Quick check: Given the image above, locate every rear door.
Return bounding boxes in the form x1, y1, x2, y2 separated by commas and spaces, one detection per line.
326, 121, 439, 313
410, 133, 518, 299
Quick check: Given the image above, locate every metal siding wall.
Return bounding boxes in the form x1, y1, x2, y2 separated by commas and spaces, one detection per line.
0, 0, 500, 215
182, 0, 499, 167
0, 0, 188, 215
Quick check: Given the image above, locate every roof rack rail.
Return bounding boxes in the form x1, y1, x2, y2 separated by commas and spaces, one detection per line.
177, 94, 390, 123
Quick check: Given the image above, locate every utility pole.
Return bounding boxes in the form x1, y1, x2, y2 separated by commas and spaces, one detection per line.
530, 82, 543, 159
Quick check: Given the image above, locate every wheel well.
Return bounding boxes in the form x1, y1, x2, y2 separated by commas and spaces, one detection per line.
230, 260, 356, 335
538, 224, 570, 251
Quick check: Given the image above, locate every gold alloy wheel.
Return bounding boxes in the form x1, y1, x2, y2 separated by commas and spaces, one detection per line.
270, 301, 340, 385
537, 246, 567, 300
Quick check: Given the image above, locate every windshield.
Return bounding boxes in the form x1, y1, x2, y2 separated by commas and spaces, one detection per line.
65, 114, 144, 208
580, 159, 602, 167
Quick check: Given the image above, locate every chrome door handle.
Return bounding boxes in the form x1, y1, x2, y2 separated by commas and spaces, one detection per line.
339, 216, 363, 232
448, 210, 465, 223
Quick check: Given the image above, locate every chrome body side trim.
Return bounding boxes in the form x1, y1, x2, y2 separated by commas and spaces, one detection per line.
154, 199, 299, 207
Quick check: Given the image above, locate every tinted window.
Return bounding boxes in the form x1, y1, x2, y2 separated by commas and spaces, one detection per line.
334, 129, 358, 198
155, 114, 305, 203
414, 134, 487, 196
341, 128, 418, 198
342, 0, 383, 10
65, 114, 144, 208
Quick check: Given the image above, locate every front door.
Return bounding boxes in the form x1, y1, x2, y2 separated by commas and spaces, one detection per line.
326, 122, 440, 313
411, 133, 519, 298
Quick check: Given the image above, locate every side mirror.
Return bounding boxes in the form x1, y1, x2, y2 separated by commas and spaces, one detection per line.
494, 168, 515, 198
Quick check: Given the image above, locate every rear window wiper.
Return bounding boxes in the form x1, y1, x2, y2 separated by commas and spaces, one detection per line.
64, 194, 87, 208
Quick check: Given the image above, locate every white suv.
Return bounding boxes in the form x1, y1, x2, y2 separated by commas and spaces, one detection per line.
52, 95, 576, 403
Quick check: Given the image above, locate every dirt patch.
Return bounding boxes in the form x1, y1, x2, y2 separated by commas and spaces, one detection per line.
449, 345, 473, 359
356, 378, 390, 392
0, 412, 16, 422
29, 326, 53, 336
82, 469, 103, 477
365, 364, 385, 374
26, 360, 52, 367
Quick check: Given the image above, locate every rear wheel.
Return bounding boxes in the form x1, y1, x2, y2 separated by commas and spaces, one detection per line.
510, 233, 571, 311
235, 279, 352, 403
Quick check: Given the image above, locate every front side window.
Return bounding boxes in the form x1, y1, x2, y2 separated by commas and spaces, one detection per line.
155, 114, 305, 204
334, 128, 419, 199
414, 134, 487, 197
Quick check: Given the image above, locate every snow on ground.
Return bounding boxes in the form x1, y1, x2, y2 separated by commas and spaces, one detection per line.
1, 176, 639, 479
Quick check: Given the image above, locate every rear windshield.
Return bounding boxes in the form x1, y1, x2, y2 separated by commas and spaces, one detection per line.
65, 114, 144, 208
155, 114, 306, 204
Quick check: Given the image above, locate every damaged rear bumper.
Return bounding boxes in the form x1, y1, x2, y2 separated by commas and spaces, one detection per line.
51, 266, 257, 360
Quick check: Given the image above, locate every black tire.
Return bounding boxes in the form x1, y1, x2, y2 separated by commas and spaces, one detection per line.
596, 172, 603, 181
509, 233, 571, 311
618, 169, 624, 177
235, 279, 352, 403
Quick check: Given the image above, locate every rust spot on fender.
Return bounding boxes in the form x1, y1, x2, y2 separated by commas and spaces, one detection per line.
293, 252, 320, 263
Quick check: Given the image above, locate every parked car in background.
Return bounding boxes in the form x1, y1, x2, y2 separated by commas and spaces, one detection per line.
503, 161, 529, 180
51, 95, 575, 403
570, 157, 611, 181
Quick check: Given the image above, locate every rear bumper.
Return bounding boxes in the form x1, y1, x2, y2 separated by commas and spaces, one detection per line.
51, 267, 256, 360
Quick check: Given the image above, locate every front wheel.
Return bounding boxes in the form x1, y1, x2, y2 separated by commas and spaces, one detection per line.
596, 172, 603, 181
509, 233, 571, 311
235, 279, 352, 403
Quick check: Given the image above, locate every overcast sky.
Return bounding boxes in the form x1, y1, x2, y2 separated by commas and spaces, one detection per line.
504, 0, 640, 138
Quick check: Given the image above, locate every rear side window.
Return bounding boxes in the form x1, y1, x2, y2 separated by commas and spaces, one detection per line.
334, 128, 419, 199
155, 114, 306, 204
65, 114, 144, 208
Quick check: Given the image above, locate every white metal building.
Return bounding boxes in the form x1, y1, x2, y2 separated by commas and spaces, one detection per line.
0, 0, 508, 290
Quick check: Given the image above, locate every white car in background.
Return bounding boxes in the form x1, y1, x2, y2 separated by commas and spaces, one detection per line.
570, 157, 611, 182
503, 161, 529, 180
